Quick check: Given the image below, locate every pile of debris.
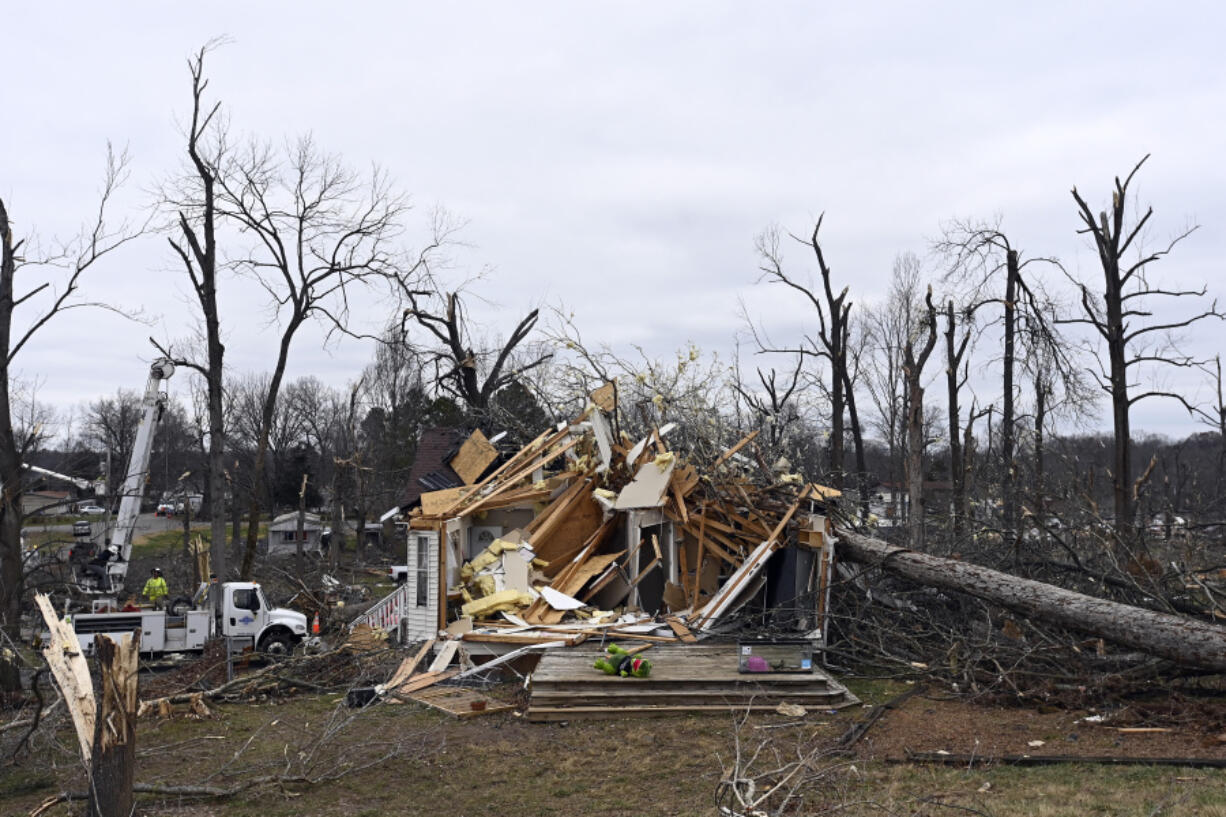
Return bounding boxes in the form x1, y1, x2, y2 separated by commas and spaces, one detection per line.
344, 386, 854, 716
376, 389, 840, 654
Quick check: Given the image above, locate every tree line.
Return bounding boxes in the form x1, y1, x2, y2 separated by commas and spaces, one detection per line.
2, 43, 1223, 638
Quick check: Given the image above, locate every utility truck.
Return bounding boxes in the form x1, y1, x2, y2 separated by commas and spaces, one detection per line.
69, 580, 309, 658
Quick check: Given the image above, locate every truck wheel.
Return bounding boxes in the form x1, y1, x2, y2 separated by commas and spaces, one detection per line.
168, 596, 192, 617
259, 631, 294, 657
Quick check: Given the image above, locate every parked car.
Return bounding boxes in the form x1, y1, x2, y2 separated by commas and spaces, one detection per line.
155, 503, 175, 517
79, 505, 106, 515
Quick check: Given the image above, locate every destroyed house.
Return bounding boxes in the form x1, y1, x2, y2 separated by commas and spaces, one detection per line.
371, 406, 839, 656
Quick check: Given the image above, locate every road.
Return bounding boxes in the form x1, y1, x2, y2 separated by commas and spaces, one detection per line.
23, 511, 187, 540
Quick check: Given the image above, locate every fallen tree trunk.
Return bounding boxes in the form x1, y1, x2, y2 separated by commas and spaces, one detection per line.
838, 530, 1226, 673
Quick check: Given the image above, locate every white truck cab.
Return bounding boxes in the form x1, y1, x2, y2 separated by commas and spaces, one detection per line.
69, 581, 308, 657
221, 582, 308, 655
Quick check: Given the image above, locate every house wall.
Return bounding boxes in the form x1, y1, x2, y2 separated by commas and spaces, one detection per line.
404, 529, 440, 641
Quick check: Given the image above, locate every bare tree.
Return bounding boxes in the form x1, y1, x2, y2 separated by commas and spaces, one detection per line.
401, 290, 550, 422
862, 254, 923, 524
904, 288, 938, 550
1062, 155, 1223, 539
0, 147, 138, 635
215, 136, 415, 579
938, 222, 1054, 553
156, 43, 231, 582
754, 217, 858, 492
84, 389, 142, 488
942, 299, 974, 538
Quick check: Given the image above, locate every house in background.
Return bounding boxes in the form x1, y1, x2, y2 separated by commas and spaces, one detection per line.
22, 490, 73, 517
265, 511, 325, 556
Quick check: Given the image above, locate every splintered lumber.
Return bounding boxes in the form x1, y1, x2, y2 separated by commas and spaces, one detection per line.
387, 639, 436, 690
35, 593, 96, 765
665, 616, 698, 643
712, 429, 760, 470
691, 486, 811, 629
524, 517, 617, 624
394, 669, 459, 695
432, 425, 556, 517
839, 529, 1226, 673
420, 486, 473, 516
458, 435, 583, 518
452, 641, 568, 680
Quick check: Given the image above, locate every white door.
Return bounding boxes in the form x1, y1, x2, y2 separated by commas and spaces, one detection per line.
405, 531, 439, 640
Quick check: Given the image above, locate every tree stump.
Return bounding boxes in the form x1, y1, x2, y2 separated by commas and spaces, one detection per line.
87, 631, 140, 817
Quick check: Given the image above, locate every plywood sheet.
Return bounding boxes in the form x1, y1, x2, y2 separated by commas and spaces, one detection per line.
451, 429, 499, 485
421, 486, 472, 516
409, 686, 515, 718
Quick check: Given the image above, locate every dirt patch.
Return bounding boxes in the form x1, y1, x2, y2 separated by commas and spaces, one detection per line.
854, 687, 1226, 761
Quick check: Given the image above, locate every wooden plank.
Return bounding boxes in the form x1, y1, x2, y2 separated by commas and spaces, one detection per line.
452, 641, 568, 680
557, 553, 619, 597
427, 640, 460, 673
395, 668, 459, 694
626, 556, 661, 590
671, 478, 689, 525
386, 639, 435, 689
461, 631, 586, 646
711, 429, 760, 470
579, 562, 627, 602
524, 517, 616, 623
450, 429, 499, 484
691, 487, 810, 629
459, 435, 583, 519
665, 616, 698, 643
525, 477, 588, 536
682, 521, 740, 566
689, 513, 707, 610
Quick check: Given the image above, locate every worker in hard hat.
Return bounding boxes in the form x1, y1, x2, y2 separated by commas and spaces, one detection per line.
143, 567, 169, 610
85, 543, 121, 587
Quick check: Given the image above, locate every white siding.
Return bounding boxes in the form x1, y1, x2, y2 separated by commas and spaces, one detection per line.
404, 531, 439, 641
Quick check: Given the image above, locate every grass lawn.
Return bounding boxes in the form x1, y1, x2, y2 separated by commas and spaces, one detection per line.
3, 669, 1224, 816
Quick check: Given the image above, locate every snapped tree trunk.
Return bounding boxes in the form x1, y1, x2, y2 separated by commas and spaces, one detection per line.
838, 529, 1226, 673
87, 631, 140, 817
1002, 248, 1018, 557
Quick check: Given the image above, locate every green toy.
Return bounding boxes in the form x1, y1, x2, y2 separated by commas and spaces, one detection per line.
594, 643, 652, 678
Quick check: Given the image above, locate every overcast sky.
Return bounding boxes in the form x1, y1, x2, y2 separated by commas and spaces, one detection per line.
2, 2, 1223, 440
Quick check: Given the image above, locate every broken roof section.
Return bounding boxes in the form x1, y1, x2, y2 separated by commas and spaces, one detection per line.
401, 426, 508, 510
392, 388, 838, 651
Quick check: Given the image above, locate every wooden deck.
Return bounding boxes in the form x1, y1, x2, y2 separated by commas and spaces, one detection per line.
527, 643, 858, 721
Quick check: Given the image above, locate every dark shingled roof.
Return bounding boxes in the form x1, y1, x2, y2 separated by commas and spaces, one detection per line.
400, 426, 467, 509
